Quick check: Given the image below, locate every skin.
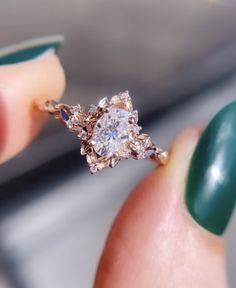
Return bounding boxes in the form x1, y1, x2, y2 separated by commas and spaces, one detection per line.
0, 53, 228, 288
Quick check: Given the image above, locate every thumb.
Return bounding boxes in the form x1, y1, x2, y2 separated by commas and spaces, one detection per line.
94, 126, 228, 288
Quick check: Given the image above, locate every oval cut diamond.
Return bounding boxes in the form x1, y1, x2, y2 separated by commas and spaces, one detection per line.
92, 108, 130, 157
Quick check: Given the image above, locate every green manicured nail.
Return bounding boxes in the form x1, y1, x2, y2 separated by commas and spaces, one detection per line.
186, 101, 236, 235
0, 35, 64, 65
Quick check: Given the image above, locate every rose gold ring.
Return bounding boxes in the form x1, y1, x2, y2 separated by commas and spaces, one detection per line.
38, 91, 169, 174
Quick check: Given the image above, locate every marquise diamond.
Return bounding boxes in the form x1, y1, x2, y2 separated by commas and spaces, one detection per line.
91, 108, 131, 157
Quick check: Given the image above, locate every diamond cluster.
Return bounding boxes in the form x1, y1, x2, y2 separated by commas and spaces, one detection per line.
60, 91, 161, 173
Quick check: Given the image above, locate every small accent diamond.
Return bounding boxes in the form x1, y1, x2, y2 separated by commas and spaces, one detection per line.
80, 144, 86, 155
77, 129, 87, 140
89, 104, 97, 114
66, 120, 73, 129
90, 165, 97, 174
71, 105, 81, 115
98, 97, 109, 109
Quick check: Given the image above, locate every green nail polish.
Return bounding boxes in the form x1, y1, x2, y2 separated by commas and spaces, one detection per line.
0, 35, 64, 65
186, 101, 236, 235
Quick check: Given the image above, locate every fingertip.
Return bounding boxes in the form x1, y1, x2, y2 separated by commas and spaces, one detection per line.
0, 52, 65, 163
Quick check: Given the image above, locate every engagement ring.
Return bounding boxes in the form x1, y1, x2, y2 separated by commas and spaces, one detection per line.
39, 91, 169, 174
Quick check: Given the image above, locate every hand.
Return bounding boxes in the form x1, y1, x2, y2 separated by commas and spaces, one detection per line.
0, 40, 229, 288
94, 126, 227, 288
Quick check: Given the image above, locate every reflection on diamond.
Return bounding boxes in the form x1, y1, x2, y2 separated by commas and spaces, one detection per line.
91, 108, 131, 157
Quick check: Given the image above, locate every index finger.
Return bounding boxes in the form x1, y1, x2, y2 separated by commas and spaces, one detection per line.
0, 38, 65, 163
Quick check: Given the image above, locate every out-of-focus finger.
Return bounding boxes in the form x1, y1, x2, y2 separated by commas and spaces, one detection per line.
0, 36, 65, 163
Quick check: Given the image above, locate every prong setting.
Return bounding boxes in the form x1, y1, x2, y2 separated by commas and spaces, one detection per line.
42, 91, 168, 173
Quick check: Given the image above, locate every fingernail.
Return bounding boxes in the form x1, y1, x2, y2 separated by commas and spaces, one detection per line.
0, 35, 64, 65
186, 101, 236, 235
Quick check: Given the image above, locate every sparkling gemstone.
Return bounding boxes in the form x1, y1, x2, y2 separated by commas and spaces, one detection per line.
91, 108, 131, 157
88, 104, 97, 114
98, 97, 109, 109
90, 165, 97, 174
77, 129, 87, 140
110, 155, 120, 168
66, 120, 73, 129
80, 144, 86, 155
70, 105, 81, 115
60, 109, 69, 122
132, 110, 138, 123
133, 125, 142, 134
71, 115, 80, 125
143, 149, 155, 158
120, 91, 130, 100
130, 135, 153, 159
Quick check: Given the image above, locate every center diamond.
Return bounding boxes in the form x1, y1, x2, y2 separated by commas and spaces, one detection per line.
91, 108, 131, 157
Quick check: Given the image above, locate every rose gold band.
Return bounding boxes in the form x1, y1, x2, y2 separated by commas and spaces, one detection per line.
39, 91, 169, 174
